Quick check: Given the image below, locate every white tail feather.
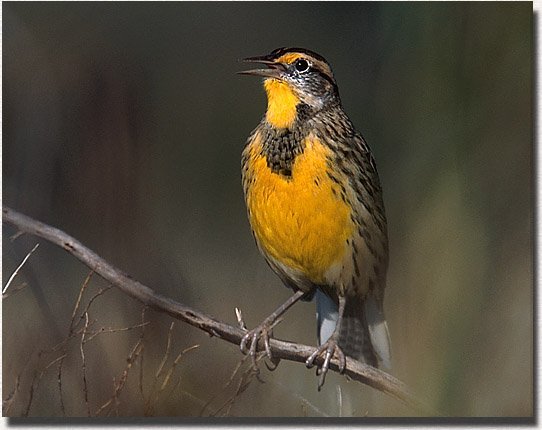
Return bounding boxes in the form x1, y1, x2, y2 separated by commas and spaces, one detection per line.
365, 296, 392, 369
315, 289, 338, 345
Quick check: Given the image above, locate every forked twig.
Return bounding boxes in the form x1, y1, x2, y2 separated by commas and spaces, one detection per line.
58, 269, 96, 415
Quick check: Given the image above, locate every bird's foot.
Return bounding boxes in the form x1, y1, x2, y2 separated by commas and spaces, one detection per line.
306, 336, 346, 390
240, 318, 281, 371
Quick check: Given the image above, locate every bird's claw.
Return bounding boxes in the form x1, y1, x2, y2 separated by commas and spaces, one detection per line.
305, 338, 346, 390
264, 356, 281, 371
240, 325, 274, 370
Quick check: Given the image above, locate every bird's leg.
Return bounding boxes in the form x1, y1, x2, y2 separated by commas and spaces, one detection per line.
306, 294, 347, 390
240, 289, 306, 370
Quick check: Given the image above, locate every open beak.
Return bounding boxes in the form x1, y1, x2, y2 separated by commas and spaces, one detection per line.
237, 54, 285, 79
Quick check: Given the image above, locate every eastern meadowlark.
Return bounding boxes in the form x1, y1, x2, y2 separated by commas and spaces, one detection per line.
239, 47, 391, 389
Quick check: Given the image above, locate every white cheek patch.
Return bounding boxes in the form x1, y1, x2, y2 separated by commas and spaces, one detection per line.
303, 93, 324, 110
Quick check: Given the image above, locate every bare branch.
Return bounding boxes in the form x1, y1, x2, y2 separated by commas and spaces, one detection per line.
2, 206, 427, 413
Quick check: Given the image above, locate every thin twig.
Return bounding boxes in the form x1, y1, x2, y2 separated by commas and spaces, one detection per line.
146, 344, 199, 416
94, 338, 144, 417
2, 206, 428, 414
200, 354, 249, 416
3, 375, 21, 415
80, 312, 91, 416
71, 269, 95, 327
10, 230, 24, 242
144, 322, 175, 416
138, 307, 148, 403
160, 344, 199, 391
76, 283, 113, 331
3, 243, 39, 295
23, 371, 37, 417
156, 322, 175, 378
212, 358, 260, 417
235, 307, 247, 330
22, 346, 69, 416
2, 282, 28, 299
83, 322, 150, 343
58, 269, 96, 415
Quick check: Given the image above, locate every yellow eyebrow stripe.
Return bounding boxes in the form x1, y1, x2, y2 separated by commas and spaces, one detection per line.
276, 53, 305, 64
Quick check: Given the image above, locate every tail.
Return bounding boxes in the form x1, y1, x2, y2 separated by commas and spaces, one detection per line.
316, 291, 391, 369
364, 296, 392, 369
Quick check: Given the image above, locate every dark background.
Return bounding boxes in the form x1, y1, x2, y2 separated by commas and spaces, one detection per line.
3, 2, 532, 417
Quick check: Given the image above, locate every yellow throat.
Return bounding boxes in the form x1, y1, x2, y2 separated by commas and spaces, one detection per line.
264, 79, 299, 129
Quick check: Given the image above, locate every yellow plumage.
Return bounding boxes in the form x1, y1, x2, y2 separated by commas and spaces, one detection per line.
263, 79, 299, 129
244, 134, 353, 284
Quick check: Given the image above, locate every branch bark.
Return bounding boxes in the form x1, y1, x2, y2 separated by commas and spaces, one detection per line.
2, 206, 427, 414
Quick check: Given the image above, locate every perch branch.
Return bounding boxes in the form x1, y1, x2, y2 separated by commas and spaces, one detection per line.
2, 206, 426, 413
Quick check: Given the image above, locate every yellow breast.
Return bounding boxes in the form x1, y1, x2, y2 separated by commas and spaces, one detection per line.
244, 134, 353, 284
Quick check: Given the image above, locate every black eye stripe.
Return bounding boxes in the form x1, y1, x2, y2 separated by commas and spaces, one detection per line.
317, 69, 336, 88
289, 62, 338, 93
307, 67, 337, 91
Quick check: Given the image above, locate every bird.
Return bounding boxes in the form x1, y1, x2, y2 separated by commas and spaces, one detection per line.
238, 47, 391, 389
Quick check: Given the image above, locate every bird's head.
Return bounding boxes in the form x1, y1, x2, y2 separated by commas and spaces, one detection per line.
239, 47, 340, 128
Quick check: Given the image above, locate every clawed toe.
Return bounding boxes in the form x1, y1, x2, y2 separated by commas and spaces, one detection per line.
305, 339, 346, 390
239, 325, 274, 370
237, 291, 305, 373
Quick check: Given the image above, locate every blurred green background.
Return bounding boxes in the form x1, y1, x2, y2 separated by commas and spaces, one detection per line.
3, 2, 532, 418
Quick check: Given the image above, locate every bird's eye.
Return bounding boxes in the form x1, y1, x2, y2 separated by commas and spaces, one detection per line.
294, 59, 310, 73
